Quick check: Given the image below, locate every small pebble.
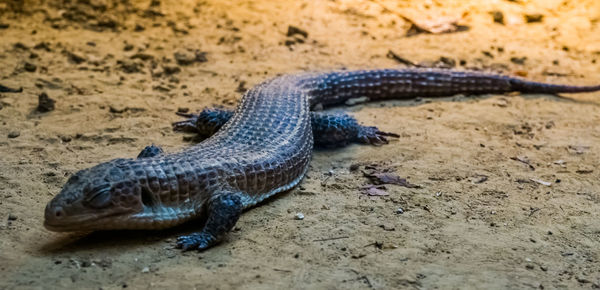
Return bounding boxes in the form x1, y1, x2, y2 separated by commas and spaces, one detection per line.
491, 11, 504, 25
294, 213, 304, 220
525, 14, 544, 23
8, 214, 17, 221
141, 266, 150, 273
396, 207, 404, 214
24, 62, 37, 72
37, 92, 56, 112
8, 131, 20, 138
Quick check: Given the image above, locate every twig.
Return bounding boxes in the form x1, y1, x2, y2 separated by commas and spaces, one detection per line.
313, 236, 349, 242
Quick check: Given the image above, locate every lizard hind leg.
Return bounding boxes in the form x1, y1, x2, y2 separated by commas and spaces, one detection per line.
312, 112, 399, 147
172, 108, 233, 136
176, 191, 244, 251
173, 108, 398, 147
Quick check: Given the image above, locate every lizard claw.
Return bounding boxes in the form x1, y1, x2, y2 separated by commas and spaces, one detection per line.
357, 126, 399, 146
176, 233, 217, 251
172, 112, 200, 133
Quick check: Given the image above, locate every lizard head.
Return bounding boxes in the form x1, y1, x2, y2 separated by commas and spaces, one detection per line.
44, 159, 144, 232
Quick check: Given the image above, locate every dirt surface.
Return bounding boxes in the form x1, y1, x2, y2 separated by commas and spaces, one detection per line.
1, 0, 600, 289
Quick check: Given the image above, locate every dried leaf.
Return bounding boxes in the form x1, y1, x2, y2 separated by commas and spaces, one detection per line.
405, 16, 470, 36
363, 171, 419, 188
365, 187, 389, 196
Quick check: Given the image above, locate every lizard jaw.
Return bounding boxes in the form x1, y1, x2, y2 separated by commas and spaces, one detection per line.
44, 206, 197, 231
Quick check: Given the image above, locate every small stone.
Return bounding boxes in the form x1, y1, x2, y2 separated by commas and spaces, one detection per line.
510, 57, 527, 65
24, 62, 37, 72
491, 11, 504, 25
8, 214, 17, 221
576, 276, 590, 284
8, 131, 20, 138
141, 266, 150, 273
525, 264, 534, 270
124, 44, 134, 51
379, 224, 395, 231
63, 50, 86, 64
60, 135, 72, 142
117, 60, 142, 73
163, 65, 181, 75
37, 92, 55, 112
286, 25, 308, 38
109, 105, 127, 113
525, 14, 544, 23
134, 24, 145, 32
284, 39, 295, 46
177, 107, 189, 113
294, 213, 304, 220
396, 207, 404, 214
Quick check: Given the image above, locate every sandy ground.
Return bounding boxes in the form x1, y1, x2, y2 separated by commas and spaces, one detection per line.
1, 0, 600, 289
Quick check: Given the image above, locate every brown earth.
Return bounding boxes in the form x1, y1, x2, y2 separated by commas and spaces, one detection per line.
1, 0, 600, 289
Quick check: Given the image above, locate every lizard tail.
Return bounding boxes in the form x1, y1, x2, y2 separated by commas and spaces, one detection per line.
509, 78, 600, 94
303, 68, 600, 108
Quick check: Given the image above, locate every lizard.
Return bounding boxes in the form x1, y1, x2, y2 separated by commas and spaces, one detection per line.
43, 68, 600, 251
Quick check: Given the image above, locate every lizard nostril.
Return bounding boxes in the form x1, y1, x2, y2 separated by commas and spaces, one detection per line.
54, 207, 65, 218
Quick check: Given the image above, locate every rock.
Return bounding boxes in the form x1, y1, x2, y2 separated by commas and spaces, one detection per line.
174, 50, 207, 65
286, 25, 308, 38
63, 49, 86, 64
24, 62, 37, 72
510, 57, 527, 65
174, 51, 195, 65
163, 65, 181, 75
235, 81, 247, 93
117, 60, 143, 73
34, 42, 52, 52
525, 14, 544, 23
294, 212, 304, 220
130, 53, 154, 61
8, 131, 20, 138
37, 92, 56, 112
8, 214, 17, 221
491, 11, 504, 25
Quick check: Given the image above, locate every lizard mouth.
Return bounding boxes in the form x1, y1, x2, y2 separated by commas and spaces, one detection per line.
43, 212, 130, 232
43, 206, 195, 232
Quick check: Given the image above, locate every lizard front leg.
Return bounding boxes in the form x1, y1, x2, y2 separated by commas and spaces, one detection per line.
176, 191, 244, 251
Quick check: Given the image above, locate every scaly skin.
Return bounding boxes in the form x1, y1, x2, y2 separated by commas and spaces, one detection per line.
172, 108, 399, 147
43, 68, 600, 251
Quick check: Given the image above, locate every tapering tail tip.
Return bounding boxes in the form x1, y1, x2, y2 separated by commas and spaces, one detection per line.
510, 79, 600, 94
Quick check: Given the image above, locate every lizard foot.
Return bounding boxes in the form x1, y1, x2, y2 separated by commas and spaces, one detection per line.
172, 112, 200, 133
356, 126, 400, 146
176, 233, 218, 251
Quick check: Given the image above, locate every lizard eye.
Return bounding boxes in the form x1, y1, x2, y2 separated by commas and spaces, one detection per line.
86, 186, 111, 209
